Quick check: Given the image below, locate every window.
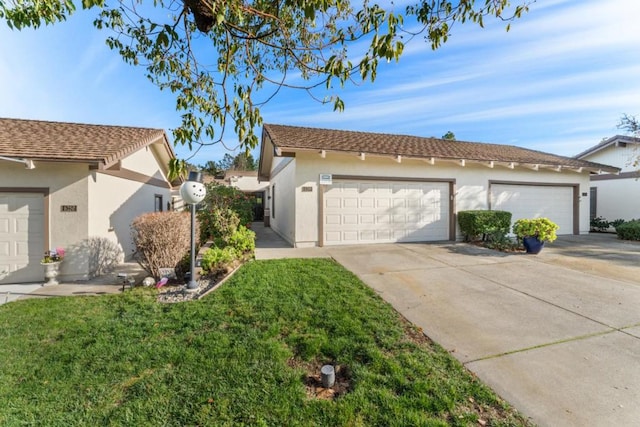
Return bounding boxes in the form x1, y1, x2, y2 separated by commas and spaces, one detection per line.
271, 185, 275, 219
154, 194, 163, 212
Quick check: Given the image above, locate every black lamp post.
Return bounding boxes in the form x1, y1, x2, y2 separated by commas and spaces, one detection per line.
179, 171, 206, 292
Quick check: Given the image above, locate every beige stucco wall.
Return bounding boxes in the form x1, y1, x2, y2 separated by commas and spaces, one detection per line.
583, 144, 640, 221
584, 144, 639, 173
282, 151, 592, 246
588, 179, 640, 221
269, 157, 296, 245
88, 172, 172, 262
229, 175, 270, 193
88, 148, 173, 267
0, 161, 90, 281
120, 145, 169, 179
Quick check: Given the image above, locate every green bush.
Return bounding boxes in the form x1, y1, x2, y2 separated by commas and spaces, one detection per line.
616, 220, 640, 241
200, 246, 240, 274
590, 216, 610, 232
202, 182, 254, 226
590, 216, 626, 232
229, 225, 256, 255
457, 210, 512, 242
610, 219, 625, 229
512, 218, 559, 243
198, 207, 240, 246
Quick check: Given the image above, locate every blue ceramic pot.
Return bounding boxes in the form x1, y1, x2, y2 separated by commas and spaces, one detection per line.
522, 236, 544, 254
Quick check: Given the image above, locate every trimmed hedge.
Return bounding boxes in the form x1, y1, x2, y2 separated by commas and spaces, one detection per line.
458, 210, 512, 242
616, 220, 640, 241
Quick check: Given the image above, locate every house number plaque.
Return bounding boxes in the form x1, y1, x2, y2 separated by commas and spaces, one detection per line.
60, 205, 78, 212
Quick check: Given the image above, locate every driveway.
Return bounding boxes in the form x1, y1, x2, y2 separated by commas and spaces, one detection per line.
253, 227, 640, 427
324, 235, 640, 427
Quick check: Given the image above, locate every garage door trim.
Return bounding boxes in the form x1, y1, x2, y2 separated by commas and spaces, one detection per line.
488, 180, 579, 235
319, 175, 456, 246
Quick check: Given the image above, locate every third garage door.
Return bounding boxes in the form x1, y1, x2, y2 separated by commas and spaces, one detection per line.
323, 180, 451, 245
490, 183, 575, 235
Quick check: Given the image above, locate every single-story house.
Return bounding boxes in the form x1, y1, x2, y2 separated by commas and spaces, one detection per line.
0, 118, 180, 284
575, 135, 639, 222
258, 124, 620, 247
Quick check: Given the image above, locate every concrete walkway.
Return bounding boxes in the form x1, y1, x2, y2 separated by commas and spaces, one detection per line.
0, 262, 147, 305
254, 225, 640, 427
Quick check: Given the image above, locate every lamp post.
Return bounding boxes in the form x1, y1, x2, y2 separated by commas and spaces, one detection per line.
179, 171, 206, 292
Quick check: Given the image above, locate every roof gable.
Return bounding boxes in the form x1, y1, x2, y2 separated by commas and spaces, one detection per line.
0, 118, 175, 169
575, 135, 640, 160
260, 124, 620, 177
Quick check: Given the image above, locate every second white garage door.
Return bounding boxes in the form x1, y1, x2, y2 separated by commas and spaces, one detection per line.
490, 184, 575, 235
323, 180, 450, 245
0, 193, 45, 284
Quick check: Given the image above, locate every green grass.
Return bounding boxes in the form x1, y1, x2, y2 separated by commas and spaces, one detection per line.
0, 259, 531, 426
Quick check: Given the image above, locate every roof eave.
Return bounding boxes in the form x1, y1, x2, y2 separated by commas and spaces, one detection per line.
272, 146, 618, 174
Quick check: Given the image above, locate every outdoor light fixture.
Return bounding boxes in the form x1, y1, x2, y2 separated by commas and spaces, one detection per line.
179, 171, 206, 292
0, 156, 36, 169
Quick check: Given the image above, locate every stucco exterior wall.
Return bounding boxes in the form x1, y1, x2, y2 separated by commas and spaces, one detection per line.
88, 171, 172, 263
589, 179, 640, 221
269, 157, 296, 245
584, 144, 639, 173
290, 151, 592, 245
229, 175, 270, 193
582, 144, 640, 222
120, 145, 169, 179
0, 161, 90, 281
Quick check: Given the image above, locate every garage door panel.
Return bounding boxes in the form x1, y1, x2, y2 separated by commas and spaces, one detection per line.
324, 180, 450, 245
0, 193, 45, 284
491, 184, 573, 235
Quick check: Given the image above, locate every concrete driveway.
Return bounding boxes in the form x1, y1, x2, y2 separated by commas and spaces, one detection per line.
324, 235, 640, 427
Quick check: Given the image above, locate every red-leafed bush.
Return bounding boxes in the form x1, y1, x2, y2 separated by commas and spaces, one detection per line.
131, 211, 198, 279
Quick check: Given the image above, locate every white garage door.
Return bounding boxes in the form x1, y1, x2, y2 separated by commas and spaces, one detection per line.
323, 180, 450, 245
490, 184, 574, 235
0, 193, 45, 284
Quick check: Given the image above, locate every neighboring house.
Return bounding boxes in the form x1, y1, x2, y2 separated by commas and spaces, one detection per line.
202, 170, 270, 220
576, 135, 639, 222
0, 118, 180, 284
224, 170, 269, 193
258, 124, 620, 247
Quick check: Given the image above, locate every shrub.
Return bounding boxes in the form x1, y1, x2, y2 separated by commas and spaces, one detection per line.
202, 182, 254, 226
610, 219, 625, 229
512, 218, 559, 243
200, 246, 240, 274
590, 216, 610, 232
229, 225, 256, 255
457, 210, 512, 242
198, 207, 240, 246
131, 211, 196, 279
616, 220, 640, 241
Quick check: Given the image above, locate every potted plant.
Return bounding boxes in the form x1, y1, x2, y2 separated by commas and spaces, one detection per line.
41, 247, 65, 285
512, 218, 559, 254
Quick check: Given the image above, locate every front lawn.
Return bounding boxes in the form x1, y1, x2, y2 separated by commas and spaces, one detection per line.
0, 259, 531, 426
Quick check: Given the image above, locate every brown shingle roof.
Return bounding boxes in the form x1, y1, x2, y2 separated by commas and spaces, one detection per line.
0, 118, 173, 167
263, 124, 619, 173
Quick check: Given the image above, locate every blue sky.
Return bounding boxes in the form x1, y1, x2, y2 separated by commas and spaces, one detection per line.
1, 0, 639, 166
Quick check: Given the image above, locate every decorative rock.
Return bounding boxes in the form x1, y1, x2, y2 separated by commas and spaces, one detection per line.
142, 277, 155, 287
